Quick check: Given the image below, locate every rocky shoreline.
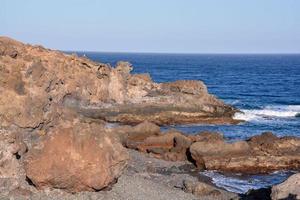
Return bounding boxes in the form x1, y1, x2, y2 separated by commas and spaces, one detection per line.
0, 36, 299, 199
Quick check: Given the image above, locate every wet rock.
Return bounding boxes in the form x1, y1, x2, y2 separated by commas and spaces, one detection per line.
24, 120, 129, 193
271, 173, 300, 200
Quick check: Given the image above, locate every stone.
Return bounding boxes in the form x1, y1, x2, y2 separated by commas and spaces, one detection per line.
190, 132, 300, 173
0, 130, 27, 195
182, 180, 221, 196
112, 121, 161, 148
137, 130, 192, 161
24, 120, 129, 193
271, 173, 300, 200
0, 36, 238, 131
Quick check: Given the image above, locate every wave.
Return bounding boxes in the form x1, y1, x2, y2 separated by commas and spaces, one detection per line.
233, 105, 300, 121
200, 170, 293, 194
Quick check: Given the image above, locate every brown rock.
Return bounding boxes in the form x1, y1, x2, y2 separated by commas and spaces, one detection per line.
24, 120, 129, 193
190, 132, 300, 173
188, 131, 224, 142
271, 173, 300, 200
0, 130, 27, 195
190, 139, 250, 169
137, 130, 192, 161
0, 36, 238, 128
182, 180, 221, 197
112, 121, 161, 148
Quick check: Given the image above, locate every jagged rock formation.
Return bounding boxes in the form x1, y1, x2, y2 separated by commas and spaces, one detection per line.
0, 36, 238, 195
0, 36, 238, 128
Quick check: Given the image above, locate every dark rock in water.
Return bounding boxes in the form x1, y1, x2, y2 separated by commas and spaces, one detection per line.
295, 113, 300, 118
240, 187, 272, 200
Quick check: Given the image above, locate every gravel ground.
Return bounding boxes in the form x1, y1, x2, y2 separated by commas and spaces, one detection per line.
2, 150, 239, 200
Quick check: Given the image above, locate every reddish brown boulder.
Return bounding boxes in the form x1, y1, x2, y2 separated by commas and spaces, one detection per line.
137, 130, 192, 161
24, 121, 128, 193
111, 121, 161, 148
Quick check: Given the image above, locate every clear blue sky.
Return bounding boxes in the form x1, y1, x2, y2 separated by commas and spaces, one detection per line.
1, 0, 299, 53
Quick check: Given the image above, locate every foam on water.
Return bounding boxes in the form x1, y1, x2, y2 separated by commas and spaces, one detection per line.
233, 105, 300, 122
201, 171, 294, 194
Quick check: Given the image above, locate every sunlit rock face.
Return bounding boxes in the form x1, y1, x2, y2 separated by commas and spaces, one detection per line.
0, 36, 238, 128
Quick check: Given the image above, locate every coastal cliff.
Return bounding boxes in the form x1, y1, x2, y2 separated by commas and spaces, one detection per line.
0, 37, 299, 200
0, 36, 237, 128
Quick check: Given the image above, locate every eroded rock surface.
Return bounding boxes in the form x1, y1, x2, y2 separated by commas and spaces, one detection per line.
0, 36, 237, 127
24, 119, 128, 193
190, 132, 300, 173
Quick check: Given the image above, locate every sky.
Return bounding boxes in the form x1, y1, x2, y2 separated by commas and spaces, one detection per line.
1, 0, 300, 53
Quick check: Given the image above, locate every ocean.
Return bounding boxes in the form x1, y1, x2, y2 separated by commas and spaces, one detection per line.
76, 52, 300, 193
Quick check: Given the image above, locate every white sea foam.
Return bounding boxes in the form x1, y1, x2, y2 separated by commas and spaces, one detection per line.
201, 170, 292, 194
233, 105, 300, 121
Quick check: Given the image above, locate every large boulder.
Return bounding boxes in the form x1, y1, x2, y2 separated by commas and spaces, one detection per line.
190, 132, 300, 173
271, 173, 300, 200
24, 120, 129, 193
190, 137, 250, 169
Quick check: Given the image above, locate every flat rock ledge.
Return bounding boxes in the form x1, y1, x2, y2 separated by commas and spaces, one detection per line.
115, 122, 300, 174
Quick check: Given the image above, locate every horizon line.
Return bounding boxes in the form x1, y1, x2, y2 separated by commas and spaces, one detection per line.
62, 50, 300, 55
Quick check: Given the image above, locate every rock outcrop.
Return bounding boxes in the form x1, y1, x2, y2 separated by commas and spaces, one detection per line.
24, 119, 128, 193
271, 173, 300, 200
114, 121, 300, 173
190, 132, 300, 173
0, 36, 238, 194
0, 36, 237, 128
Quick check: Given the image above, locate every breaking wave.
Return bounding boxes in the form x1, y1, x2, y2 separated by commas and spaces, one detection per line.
233, 105, 300, 121
201, 170, 293, 194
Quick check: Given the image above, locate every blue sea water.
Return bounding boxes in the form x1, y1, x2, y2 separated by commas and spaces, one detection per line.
77, 52, 300, 193
78, 52, 300, 140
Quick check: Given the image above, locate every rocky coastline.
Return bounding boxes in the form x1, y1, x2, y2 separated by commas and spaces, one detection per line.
0, 36, 299, 199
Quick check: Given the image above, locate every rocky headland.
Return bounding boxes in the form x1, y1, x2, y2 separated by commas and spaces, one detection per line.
0, 36, 299, 199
